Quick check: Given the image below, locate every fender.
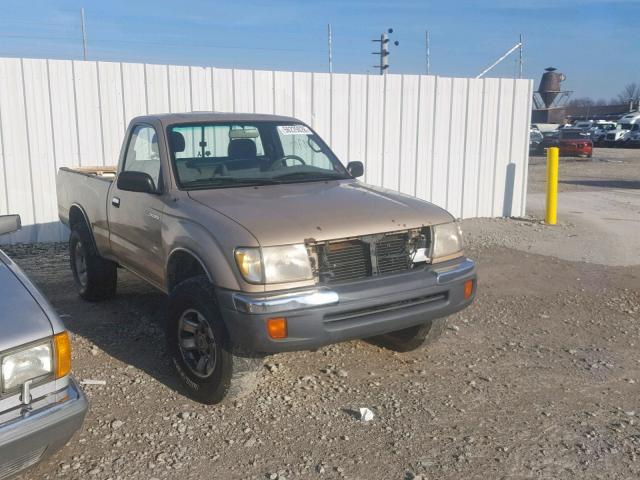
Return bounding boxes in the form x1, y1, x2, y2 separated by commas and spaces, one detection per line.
68, 203, 98, 250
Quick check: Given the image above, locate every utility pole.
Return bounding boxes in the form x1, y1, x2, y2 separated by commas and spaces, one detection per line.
518, 33, 523, 79
371, 28, 398, 75
425, 30, 431, 75
80, 7, 87, 61
327, 24, 333, 74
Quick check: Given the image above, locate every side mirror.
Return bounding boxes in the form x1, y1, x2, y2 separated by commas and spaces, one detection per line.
346, 161, 364, 178
0, 214, 21, 236
117, 171, 158, 194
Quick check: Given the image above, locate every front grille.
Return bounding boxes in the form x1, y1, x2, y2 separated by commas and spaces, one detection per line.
313, 228, 430, 283
606, 133, 616, 140
316, 239, 372, 282
375, 232, 411, 274
0, 446, 46, 479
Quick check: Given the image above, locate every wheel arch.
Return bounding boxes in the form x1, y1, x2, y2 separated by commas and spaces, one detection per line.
166, 247, 214, 292
68, 203, 97, 249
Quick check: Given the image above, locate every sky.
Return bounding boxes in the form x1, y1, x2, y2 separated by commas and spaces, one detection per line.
0, 0, 638, 100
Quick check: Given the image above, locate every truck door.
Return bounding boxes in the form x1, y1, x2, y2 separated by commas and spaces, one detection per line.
108, 124, 165, 288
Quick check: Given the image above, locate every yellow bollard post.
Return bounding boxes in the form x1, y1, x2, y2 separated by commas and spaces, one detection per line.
545, 147, 559, 225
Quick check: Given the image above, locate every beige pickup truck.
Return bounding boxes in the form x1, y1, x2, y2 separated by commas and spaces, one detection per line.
57, 112, 476, 404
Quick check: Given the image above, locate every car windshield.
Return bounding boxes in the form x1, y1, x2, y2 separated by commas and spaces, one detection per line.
168, 121, 351, 189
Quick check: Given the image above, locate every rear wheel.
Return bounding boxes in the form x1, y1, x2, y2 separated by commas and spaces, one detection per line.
69, 222, 117, 301
167, 275, 263, 404
368, 318, 446, 353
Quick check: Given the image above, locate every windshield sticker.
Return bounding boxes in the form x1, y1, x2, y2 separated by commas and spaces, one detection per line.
278, 125, 312, 135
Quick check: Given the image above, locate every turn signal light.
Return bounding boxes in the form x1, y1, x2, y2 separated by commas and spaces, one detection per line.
464, 280, 474, 300
54, 331, 71, 379
267, 317, 288, 339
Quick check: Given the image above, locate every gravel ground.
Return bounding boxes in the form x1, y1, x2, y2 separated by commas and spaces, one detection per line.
5, 146, 640, 480
6, 219, 639, 479
528, 147, 640, 194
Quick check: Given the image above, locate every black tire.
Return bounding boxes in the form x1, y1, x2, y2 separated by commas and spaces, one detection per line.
69, 222, 117, 301
167, 275, 263, 404
368, 318, 446, 353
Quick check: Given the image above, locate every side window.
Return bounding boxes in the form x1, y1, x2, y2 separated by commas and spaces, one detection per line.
123, 125, 161, 187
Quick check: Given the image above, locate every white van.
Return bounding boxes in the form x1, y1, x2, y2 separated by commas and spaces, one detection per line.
605, 112, 640, 145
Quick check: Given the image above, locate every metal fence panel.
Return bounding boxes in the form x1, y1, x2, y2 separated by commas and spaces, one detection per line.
0, 57, 532, 243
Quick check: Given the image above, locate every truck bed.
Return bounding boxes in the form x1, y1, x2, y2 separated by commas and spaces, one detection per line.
57, 167, 116, 250
60, 166, 118, 179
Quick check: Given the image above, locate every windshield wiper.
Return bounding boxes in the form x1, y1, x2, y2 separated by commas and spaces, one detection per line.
182, 177, 282, 188
272, 171, 348, 181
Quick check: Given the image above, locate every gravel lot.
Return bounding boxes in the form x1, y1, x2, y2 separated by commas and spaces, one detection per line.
7, 146, 640, 480
528, 147, 640, 194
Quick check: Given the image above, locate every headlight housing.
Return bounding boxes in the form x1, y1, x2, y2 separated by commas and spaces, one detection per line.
0, 332, 71, 393
235, 244, 313, 284
431, 222, 464, 262
1, 341, 53, 392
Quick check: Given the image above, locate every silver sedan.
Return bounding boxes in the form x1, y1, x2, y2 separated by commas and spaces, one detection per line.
0, 215, 87, 479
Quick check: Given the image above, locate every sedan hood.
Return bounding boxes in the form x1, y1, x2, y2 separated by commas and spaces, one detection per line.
0, 253, 53, 352
188, 180, 453, 245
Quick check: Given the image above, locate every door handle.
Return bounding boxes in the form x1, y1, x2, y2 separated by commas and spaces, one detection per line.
112, 197, 121, 208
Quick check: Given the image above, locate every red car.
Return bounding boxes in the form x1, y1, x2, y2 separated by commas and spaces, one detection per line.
558, 129, 593, 158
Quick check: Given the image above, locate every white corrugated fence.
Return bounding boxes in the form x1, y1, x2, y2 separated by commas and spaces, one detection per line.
0, 57, 533, 243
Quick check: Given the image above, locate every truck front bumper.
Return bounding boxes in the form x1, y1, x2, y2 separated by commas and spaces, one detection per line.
0, 377, 88, 479
218, 257, 476, 353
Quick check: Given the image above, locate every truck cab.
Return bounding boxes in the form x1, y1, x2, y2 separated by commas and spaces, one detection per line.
605, 112, 640, 145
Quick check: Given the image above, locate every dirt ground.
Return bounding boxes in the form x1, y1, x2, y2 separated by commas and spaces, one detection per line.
528, 147, 640, 194
7, 147, 640, 480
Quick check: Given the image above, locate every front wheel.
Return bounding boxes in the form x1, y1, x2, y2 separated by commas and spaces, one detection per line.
167, 275, 262, 404
368, 318, 446, 352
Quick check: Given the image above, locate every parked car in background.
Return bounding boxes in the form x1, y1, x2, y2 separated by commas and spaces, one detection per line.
536, 130, 560, 154
572, 120, 594, 130
56, 112, 477, 404
0, 215, 88, 479
628, 128, 640, 147
558, 129, 593, 157
604, 112, 640, 146
529, 127, 543, 155
589, 122, 616, 145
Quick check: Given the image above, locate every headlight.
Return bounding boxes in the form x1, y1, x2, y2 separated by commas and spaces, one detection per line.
235, 244, 313, 284
0, 332, 70, 393
1, 341, 53, 392
431, 222, 463, 262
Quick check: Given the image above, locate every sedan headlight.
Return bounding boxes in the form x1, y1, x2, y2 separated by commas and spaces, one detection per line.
1, 341, 53, 392
0, 332, 71, 393
235, 244, 313, 284
431, 222, 464, 262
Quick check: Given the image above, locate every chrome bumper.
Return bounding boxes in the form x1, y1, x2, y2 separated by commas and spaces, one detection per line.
433, 258, 476, 284
232, 258, 475, 315
233, 288, 340, 314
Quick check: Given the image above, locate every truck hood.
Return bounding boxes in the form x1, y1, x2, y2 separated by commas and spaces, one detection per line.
188, 180, 453, 245
0, 252, 54, 352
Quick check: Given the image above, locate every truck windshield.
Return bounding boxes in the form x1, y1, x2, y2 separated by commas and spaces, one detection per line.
167, 122, 351, 189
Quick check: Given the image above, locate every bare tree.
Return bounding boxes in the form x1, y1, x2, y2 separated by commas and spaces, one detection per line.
617, 83, 640, 103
